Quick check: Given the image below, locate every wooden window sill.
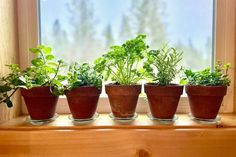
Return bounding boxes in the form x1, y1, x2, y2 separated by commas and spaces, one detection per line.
1, 114, 236, 130
1, 114, 236, 156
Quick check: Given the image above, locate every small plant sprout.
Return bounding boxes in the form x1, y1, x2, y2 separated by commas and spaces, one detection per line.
180, 61, 231, 86
143, 44, 183, 85
66, 62, 102, 90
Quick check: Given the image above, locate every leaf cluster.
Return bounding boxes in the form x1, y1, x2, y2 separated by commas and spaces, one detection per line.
19, 45, 66, 95
66, 63, 102, 90
143, 44, 183, 85
0, 45, 66, 107
180, 62, 231, 86
94, 34, 148, 85
0, 64, 23, 107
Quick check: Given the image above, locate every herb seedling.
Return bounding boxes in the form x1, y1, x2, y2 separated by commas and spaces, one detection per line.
66, 63, 102, 90
143, 44, 183, 85
180, 61, 231, 86
94, 34, 148, 85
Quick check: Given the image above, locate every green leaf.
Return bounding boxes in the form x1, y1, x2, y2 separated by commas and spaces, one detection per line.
29, 48, 40, 54
3, 98, 13, 108
46, 55, 55, 60
48, 62, 58, 66
31, 58, 43, 66
179, 78, 188, 85
44, 47, 52, 54
6, 100, 13, 108
0, 85, 12, 92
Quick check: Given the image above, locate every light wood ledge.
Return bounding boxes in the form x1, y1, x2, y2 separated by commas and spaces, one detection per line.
0, 114, 236, 130
1, 114, 236, 157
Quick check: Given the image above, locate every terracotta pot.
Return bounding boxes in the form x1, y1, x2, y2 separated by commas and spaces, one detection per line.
105, 84, 141, 118
65, 86, 101, 119
186, 85, 227, 119
144, 83, 183, 119
21, 86, 58, 120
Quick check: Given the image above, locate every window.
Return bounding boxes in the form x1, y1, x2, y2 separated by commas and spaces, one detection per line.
39, 0, 214, 71
17, 0, 235, 114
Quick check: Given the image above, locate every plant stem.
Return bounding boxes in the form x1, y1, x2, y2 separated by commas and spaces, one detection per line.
0, 88, 18, 104
51, 61, 61, 83
107, 66, 122, 83
39, 49, 51, 85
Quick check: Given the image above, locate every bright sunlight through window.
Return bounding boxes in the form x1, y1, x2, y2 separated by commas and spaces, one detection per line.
40, 0, 214, 71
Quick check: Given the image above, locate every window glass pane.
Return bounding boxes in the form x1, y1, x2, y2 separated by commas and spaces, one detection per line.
40, 0, 214, 70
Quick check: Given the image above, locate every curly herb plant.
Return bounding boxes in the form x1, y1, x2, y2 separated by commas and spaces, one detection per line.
66, 63, 102, 90
0, 45, 65, 107
94, 34, 148, 85
143, 44, 183, 85
180, 62, 231, 86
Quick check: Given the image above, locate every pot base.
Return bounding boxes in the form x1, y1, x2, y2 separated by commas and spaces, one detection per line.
109, 112, 138, 122
147, 113, 178, 124
68, 112, 99, 124
188, 113, 221, 124
26, 113, 58, 125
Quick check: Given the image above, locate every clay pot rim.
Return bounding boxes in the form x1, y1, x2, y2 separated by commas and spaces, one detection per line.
21, 86, 58, 98
105, 83, 141, 87
65, 86, 102, 95
65, 85, 102, 91
144, 83, 183, 96
20, 86, 52, 90
144, 83, 183, 87
186, 85, 227, 96
185, 85, 228, 88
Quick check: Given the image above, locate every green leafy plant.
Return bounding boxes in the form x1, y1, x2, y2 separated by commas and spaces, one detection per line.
180, 62, 231, 86
143, 44, 183, 85
94, 34, 148, 85
0, 45, 66, 107
0, 64, 23, 107
20, 45, 66, 93
66, 63, 102, 90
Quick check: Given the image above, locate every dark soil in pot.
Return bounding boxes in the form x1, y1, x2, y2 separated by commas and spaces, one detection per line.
144, 83, 183, 119
186, 85, 227, 119
105, 84, 141, 118
21, 86, 59, 120
65, 86, 101, 119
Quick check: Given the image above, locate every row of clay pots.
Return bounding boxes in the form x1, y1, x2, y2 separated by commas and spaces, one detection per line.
145, 84, 227, 120
21, 86, 101, 120
21, 84, 227, 121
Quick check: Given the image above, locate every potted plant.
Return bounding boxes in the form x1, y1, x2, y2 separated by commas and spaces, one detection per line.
64, 63, 102, 120
143, 44, 183, 119
94, 35, 148, 119
180, 62, 231, 120
0, 45, 65, 121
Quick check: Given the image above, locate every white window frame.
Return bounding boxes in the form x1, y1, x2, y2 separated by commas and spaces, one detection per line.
17, 0, 236, 114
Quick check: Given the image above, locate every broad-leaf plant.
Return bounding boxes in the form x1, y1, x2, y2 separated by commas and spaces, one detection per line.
0, 45, 65, 107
